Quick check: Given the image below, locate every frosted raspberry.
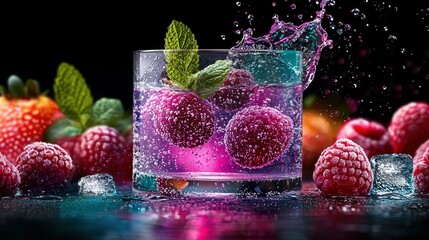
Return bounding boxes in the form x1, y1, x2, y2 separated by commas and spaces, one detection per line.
0, 154, 20, 196
414, 161, 429, 193
224, 106, 294, 168
209, 68, 255, 111
313, 138, 373, 196
152, 91, 215, 148
336, 118, 392, 159
413, 139, 429, 165
16, 142, 74, 194
388, 102, 429, 156
73, 125, 132, 183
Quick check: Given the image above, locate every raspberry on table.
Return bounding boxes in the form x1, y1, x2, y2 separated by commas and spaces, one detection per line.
73, 125, 132, 183
16, 142, 74, 195
388, 102, 429, 156
336, 118, 392, 159
152, 91, 215, 148
0, 153, 20, 197
209, 68, 255, 111
414, 161, 429, 194
224, 106, 294, 169
413, 139, 429, 165
313, 138, 373, 196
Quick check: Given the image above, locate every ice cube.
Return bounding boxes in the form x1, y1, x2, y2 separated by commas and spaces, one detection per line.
78, 173, 117, 196
370, 154, 414, 195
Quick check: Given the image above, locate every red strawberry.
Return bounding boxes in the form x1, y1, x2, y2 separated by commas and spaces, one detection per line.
388, 102, 429, 156
336, 118, 392, 159
0, 153, 20, 196
73, 125, 132, 183
0, 76, 64, 164
16, 142, 74, 195
313, 138, 373, 196
152, 91, 215, 148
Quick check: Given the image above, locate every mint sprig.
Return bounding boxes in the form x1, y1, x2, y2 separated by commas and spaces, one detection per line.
45, 62, 131, 143
164, 20, 232, 98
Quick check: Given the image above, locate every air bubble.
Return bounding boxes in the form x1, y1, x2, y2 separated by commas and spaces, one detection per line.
290, 4, 296, 10
236, 1, 241, 7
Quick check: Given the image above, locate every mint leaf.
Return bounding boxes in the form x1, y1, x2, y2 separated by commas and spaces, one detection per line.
54, 62, 93, 127
43, 118, 82, 143
164, 20, 199, 88
189, 59, 232, 98
92, 98, 124, 125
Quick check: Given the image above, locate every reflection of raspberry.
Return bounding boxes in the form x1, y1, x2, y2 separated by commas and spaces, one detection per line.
313, 138, 373, 196
153, 91, 215, 148
0, 154, 20, 196
414, 161, 429, 193
210, 68, 255, 111
388, 102, 429, 156
224, 106, 294, 168
17, 142, 74, 194
413, 139, 429, 165
336, 118, 392, 159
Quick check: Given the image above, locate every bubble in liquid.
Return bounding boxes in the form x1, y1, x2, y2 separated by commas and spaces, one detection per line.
344, 24, 351, 31
384, 26, 389, 31
221, 35, 226, 40
297, 14, 303, 19
272, 2, 277, 7
290, 4, 296, 10
236, 1, 241, 7
248, 14, 254, 21
233, 21, 239, 27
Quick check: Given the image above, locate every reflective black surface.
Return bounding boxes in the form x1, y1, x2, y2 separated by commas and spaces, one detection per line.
1, 179, 429, 240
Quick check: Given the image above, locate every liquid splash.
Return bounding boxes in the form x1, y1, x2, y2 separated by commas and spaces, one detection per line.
232, 1, 333, 89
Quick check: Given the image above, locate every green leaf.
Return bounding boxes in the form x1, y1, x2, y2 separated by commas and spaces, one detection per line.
54, 62, 93, 127
92, 98, 124, 125
189, 59, 232, 98
43, 118, 82, 143
164, 20, 199, 88
8, 75, 26, 98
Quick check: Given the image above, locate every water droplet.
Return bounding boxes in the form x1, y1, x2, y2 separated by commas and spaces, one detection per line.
233, 21, 239, 27
351, 8, 360, 16
236, 1, 241, 7
221, 34, 226, 40
248, 14, 254, 21
272, 2, 277, 7
384, 26, 389, 31
290, 4, 296, 10
344, 24, 351, 31
360, 13, 366, 20
297, 14, 303, 19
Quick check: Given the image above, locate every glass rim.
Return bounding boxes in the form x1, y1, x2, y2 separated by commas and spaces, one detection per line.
134, 49, 302, 54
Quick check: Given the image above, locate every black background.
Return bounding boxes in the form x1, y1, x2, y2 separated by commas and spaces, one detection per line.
0, 0, 428, 123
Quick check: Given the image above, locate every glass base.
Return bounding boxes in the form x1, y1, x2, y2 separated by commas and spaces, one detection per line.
133, 171, 302, 198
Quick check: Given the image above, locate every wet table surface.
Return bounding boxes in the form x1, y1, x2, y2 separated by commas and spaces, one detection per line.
1, 179, 429, 240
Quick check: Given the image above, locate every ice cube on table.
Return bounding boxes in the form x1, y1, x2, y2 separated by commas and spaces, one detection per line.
78, 173, 117, 196
370, 154, 414, 195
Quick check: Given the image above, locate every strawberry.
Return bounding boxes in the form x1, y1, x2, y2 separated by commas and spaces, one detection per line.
0, 75, 64, 164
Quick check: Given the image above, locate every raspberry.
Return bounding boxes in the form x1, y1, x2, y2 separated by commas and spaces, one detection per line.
413, 139, 429, 165
414, 161, 429, 193
336, 118, 392, 159
312, 138, 373, 196
224, 106, 294, 168
16, 142, 74, 194
152, 91, 215, 148
209, 68, 255, 111
0, 154, 20, 196
73, 125, 132, 183
388, 102, 429, 156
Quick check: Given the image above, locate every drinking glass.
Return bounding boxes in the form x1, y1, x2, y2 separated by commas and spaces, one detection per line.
133, 49, 303, 197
